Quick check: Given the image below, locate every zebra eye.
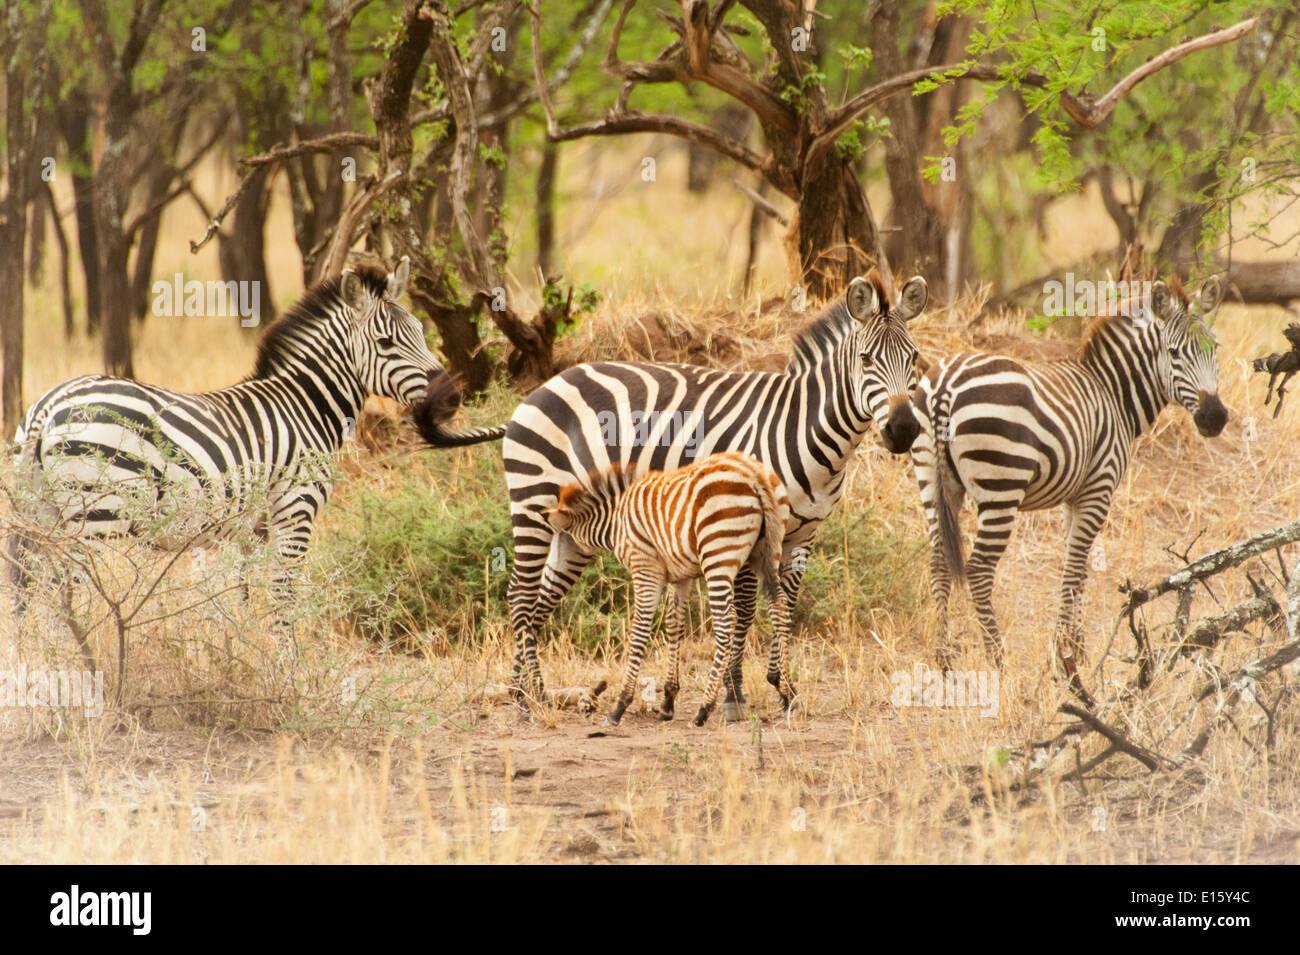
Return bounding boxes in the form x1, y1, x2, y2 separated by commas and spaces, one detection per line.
377, 336, 395, 348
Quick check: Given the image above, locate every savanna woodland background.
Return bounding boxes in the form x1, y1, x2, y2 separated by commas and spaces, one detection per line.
0, 0, 1298, 864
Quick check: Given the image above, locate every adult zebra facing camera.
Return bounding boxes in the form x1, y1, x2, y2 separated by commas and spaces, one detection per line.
438, 270, 930, 711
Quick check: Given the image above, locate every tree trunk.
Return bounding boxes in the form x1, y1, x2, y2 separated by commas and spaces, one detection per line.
1156, 169, 1218, 274
57, 92, 102, 334
1221, 259, 1300, 305
95, 78, 136, 378
536, 139, 558, 280
218, 161, 274, 324
872, 0, 972, 300
130, 157, 177, 321
794, 152, 880, 299
39, 181, 76, 338
0, 129, 27, 436
26, 193, 45, 285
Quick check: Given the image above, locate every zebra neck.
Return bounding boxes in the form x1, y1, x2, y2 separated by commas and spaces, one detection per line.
251, 312, 368, 450
790, 352, 873, 472
1081, 321, 1167, 439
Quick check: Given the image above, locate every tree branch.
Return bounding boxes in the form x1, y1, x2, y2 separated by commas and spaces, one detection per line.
1060, 704, 1168, 771
316, 170, 404, 280
1120, 520, 1300, 612
238, 132, 379, 168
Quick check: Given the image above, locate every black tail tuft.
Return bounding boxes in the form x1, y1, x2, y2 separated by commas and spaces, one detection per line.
932, 399, 966, 585
412, 372, 507, 449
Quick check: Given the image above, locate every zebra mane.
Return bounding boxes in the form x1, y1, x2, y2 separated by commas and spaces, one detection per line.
1081, 279, 1202, 361
556, 464, 635, 513
784, 271, 890, 375
250, 266, 389, 379
1081, 313, 1150, 362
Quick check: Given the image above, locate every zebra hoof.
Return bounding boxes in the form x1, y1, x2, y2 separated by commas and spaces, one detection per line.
721, 701, 747, 722
692, 706, 711, 727
658, 702, 674, 721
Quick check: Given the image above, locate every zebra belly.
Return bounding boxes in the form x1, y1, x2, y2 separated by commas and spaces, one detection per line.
506, 371, 823, 544
34, 421, 259, 550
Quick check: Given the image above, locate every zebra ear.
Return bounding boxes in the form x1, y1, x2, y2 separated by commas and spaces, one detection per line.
387, 256, 411, 300
1149, 281, 1173, 322
894, 276, 928, 323
546, 506, 571, 533
846, 277, 880, 323
1196, 276, 1223, 315
340, 269, 368, 314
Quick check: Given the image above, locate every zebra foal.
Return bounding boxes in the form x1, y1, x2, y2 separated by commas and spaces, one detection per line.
910, 277, 1227, 701
546, 451, 794, 726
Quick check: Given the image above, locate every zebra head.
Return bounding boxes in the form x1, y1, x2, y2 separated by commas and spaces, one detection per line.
544, 467, 628, 552
1151, 277, 1227, 437
845, 272, 928, 454
340, 256, 443, 406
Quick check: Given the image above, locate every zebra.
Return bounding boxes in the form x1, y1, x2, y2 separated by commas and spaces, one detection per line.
475, 270, 929, 711
910, 276, 1228, 701
8, 257, 500, 667
545, 451, 793, 726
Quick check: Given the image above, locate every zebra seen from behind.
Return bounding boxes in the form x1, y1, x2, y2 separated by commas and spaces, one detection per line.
468, 270, 929, 711
546, 451, 794, 726
911, 277, 1228, 701
9, 257, 501, 667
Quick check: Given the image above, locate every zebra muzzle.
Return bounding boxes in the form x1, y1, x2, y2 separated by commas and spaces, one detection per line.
1193, 392, 1228, 437
880, 397, 921, 454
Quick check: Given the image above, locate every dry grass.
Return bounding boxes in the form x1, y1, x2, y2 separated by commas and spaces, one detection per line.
3, 148, 1299, 864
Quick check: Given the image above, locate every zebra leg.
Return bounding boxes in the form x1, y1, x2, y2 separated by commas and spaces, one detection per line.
506, 511, 554, 706
694, 572, 737, 727
966, 502, 1018, 668
532, 532, 595, 636
722, 569, 758, 722
1056, 496, 1110, 706
608, 567, 665, 725
267, 505, 317, 687
766, 550, 807, 709
766, 588, 798, 713
6, 528, 41, 619
659, 581, 689, 720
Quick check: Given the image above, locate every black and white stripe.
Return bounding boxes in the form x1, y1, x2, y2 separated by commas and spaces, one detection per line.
9, 257, 493, 661
910, 277, 1227, 699
500, 272, 929, 705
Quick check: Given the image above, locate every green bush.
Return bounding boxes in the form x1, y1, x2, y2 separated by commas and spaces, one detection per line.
315, 443, 926, 649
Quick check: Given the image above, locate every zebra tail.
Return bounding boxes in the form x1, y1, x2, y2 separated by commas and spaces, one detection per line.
932, 398, 966, 586
412, 372, 507, 448
755, 470, 789, 602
